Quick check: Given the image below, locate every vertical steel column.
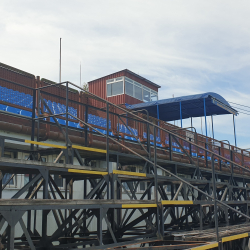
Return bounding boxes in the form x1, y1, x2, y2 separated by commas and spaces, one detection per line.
42, 168, 49, 242
8, 223, 15, 250
179, 102, 182, 128
146, 113, 151, 204
211, 154, 220, 246
37, 89, 40, 146
106, 103, 110, 199
31, 89, 36, 153
27, 89, 37, 232
203, 98, 208, 138
157, 104, 160, 137
0, 138, 4, 199
233, 115, 237, 148
65, 82, 69, 164
153, 126, 160, 236
84, 105, 88, 146
97, 208, 103, 245
211, 115, 214, 140
169, 133, 172, 161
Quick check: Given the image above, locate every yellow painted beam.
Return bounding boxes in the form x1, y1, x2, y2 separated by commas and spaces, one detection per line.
113, 170, 146, 177
222, 232, 249, 243
72, 145, 106, 154
161, 200, 194, 205
68, 169, 108, 175
25, 140, 67, 149
122, 204, 157, 209
190, 242, 218, 250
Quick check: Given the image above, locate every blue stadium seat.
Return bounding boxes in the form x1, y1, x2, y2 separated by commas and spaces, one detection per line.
20, 110, 32, 117
0, 104, 7, 111
68, 121, 78, 128
57, 119, 66, 126
6, 106, 22, 114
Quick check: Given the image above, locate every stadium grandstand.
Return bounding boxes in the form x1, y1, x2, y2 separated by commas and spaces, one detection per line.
0, 62, 249, 249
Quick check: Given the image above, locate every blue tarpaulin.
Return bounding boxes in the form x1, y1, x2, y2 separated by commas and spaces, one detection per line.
126, 92, 238, 122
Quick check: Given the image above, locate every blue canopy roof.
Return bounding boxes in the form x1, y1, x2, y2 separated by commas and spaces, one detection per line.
126, 92, 238, 122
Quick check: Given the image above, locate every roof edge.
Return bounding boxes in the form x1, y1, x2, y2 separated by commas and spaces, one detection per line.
88, 69, 161, 88
0, 62, 35, 79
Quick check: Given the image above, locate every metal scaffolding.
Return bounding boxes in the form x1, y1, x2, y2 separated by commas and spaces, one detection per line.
0, 79, 249, 249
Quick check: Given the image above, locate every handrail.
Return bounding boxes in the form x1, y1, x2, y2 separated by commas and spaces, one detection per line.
68, 80, 250, 173
1, 77, 250, 173
71, 114, 250, 222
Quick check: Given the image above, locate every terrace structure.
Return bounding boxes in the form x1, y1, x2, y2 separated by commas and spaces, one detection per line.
0, 62, 249, 249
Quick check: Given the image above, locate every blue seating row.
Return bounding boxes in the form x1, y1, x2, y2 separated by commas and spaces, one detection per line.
0, 86, 219, 161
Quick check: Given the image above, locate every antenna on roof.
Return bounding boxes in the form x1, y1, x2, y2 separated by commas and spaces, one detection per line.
80, 61, 81, 88
173, 94, 175, 126
59, 38, 62, 83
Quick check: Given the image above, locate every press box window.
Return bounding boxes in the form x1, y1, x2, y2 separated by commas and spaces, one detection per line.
143, 87, 150, 102
134, 83, 142, 101
151, 91, 158, 101
124, 77, 158, 102
125, 80, 133, 97
107, 77, 124, 97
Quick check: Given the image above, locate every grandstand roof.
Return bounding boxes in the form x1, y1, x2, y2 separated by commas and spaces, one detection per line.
126, 92, 238, 121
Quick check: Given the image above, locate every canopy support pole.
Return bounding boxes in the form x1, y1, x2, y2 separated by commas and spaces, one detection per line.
211, 115, 214, 140
191, 117, 193, 132
233, 115, 237, 148
157, 104, 160, 137
203, 98, 207, 138
179, 102, 182, 128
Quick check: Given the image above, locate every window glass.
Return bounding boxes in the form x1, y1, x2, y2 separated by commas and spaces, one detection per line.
151, 91, 158, 101
143, 88, 150, 102
54, 160, 64, 188
107, 84, 112, 97
139, 168, 146, 191
106, 79, 114, 83
41, 157, 47, 162
125, 81, 133, 97
3, 153, 13, 185
2, 173, 14, 185
112, 81, 123, 96
125, 77, 133, 83
115, 77, 123, 81
134, 85, 142, 100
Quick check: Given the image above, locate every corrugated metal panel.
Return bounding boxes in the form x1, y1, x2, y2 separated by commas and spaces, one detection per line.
89, 71, 125, 99
125, 95, 143, 105
0, 64, 35, 88
89, 71, 126, 107
107, 95, 125, 106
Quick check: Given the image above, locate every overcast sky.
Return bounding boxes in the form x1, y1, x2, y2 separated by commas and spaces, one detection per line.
1, 0, 250, 148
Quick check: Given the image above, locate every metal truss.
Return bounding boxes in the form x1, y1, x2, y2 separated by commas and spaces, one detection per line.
0, 78, 250, 249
